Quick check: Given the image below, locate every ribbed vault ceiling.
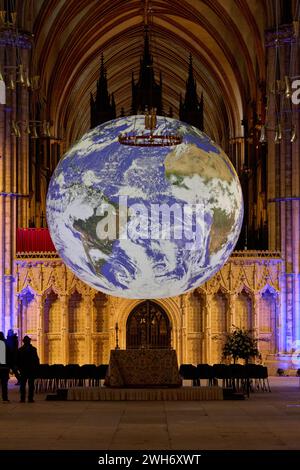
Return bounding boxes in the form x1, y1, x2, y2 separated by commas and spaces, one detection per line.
20, 0, 274, 147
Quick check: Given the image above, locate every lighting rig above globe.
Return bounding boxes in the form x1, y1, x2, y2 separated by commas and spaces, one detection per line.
46, 114, 243, 299
118, 108, 183, 146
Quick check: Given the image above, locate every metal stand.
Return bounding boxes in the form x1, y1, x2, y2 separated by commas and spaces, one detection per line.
115, 322, 120, 350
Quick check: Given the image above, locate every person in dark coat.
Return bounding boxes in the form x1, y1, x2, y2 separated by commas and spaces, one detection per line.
6, 329, 21, 384
0, 332, 10, 403
17, 336, 40, 403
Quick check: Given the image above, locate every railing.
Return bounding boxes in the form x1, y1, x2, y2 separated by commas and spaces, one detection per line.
16, 251, 60, 259
230, 250, 282, 259
15, 228, 282, 261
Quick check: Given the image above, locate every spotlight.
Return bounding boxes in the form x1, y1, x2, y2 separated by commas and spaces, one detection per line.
42, 121, 51, 138
259, 125, 267, 143
24, 122, 31, 135
284, 76, 292, 99
17, 65, 26, 87
24, 71, 31, 88
274, 124, 282, 144
290, 125, 297, 143
7, 76, 15, 91
30, 125, 38, 139
11, 121, 20, 138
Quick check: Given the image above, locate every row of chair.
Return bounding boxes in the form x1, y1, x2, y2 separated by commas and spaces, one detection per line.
34, 362, 271, 395
179, 364, 271, 393
35, 364, 108, 392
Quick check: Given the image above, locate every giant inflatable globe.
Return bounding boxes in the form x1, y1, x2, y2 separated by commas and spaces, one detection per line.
46, 116, 243, 299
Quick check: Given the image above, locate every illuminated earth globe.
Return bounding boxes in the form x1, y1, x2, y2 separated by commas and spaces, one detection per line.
46, 115, 243, 299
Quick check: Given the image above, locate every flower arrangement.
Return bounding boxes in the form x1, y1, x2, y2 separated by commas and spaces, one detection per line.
222, 326, 260, 364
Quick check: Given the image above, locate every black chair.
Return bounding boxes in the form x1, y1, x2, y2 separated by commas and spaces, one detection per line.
260, 366, 271, 392
95, 364, 109, 386
212, 364, 231, 388
79, 364, 97, 386
35, 364, 50, 393
246, 364, 271, 392
197, 364, 215, 386
48, 364, 65, 391
179, 364, 199, 386
229, 364, 249, 396
64, 364, 81, 388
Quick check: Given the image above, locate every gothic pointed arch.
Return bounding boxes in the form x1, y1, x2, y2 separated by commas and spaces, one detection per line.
43, 289, 60, 334
235, 288, 253, 330
258, 285, 278, 354
259, 283, 279, 296
17, 287, 37, 343
68, 289, 84, 333
126, 300, 171, 350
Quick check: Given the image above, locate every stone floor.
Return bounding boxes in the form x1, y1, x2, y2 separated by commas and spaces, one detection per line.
0, 377, 300, 450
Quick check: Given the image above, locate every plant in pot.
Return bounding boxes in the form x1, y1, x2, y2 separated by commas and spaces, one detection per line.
222, 326, 260, 364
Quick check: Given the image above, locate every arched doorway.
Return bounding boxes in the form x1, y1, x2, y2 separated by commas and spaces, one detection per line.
126, 301, 171, 349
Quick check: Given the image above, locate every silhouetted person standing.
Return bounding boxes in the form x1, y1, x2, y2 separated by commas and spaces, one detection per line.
0, 332, 10, 403
17, 336, 40, 403
6, 329, 21, 384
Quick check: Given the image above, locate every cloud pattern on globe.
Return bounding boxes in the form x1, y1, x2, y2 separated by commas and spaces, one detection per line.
46, 116, 243, 299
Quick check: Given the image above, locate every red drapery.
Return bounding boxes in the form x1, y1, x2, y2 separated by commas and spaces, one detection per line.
16, 228, 56, 253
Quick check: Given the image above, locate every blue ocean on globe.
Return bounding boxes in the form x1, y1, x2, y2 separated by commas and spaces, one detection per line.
46, 115, 243, 299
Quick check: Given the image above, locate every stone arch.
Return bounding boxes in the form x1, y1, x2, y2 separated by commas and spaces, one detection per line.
235, 287, 253, 330
43, 288, 61, 364
207, 280, 229, 296
211, 290, 228, 333
17, 286, 38, 345
43, 289, 60, 334
42, 284, 61, 300
258, 285, 278, 354
126, 301, 171, 350
188, 290, 205, 364
66, 281, 89, 297
68, 289, 83, 333
190, 289, 205, 333
210, 290, 228, 364
67, 288, 85, 365
92, 292, 108, 333
18, 284, 37, 298
259, 283, 278, 296
115, 297, 182, 357
235, 283, 254, 297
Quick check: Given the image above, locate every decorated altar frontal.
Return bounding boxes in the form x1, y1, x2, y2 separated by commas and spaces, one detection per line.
104, 349, 182, 388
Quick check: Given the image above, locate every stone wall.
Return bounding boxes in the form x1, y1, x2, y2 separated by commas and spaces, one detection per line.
14, 251, 282, 366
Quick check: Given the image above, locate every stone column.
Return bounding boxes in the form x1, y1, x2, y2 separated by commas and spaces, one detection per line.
83, 293, 92, 363
0, 32, 32, 334
60, 294, 69, 364
265, 25, 300, 353
35, 294, 43, 362
14, 295, 21, 340
180, 294, 189, 363
253, 293, 260, 335
275, 293, 282, 352
17, 46, 30, 228
228, 294, 235, 332
204, 294, 212, 364
108, 298, 117, 352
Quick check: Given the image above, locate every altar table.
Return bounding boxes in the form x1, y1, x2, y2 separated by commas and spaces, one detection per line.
104, 349, 182, 388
